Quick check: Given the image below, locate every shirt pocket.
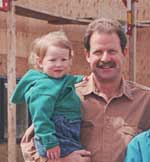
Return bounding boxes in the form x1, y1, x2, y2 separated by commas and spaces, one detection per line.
80, 120, 98, 152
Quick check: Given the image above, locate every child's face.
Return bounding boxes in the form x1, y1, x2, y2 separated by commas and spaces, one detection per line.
39, 45, 71, 78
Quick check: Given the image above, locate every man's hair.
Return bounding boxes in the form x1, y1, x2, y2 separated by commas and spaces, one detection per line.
28, 31, 73, 69
84, 18, 127, 52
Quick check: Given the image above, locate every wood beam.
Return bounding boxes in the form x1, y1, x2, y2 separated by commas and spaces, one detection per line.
128, 1, 137, 81
7, 0, 16, 162
15, 4, 90, 25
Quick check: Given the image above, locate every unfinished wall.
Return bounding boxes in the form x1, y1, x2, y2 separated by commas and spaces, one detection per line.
0, 144, 23, 162
14, 0, 150, 21
0, 12, 89, 77
1, 0, 150, 80
0, 0, 149, 81
0, 1, 150, 162
15, 0, 126, 20
136, 28, 150, 86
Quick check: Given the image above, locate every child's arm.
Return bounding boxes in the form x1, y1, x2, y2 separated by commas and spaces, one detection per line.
29, 79, 63, 155
47, 145, 61, 160
29, 93, 59, 151
73, 75, 84, 83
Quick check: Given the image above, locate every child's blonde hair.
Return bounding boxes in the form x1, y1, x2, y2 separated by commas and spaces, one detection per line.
28, 31, 74, 69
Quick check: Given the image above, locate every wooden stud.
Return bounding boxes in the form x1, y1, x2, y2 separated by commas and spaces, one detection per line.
128, 1, 137, 81
7, 0, 16, 162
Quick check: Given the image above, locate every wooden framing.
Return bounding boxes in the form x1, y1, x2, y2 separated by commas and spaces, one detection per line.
5, 2, 91, 162
15, 4, 90, 25
128, 1, 137, 81
7, 1, 16, 162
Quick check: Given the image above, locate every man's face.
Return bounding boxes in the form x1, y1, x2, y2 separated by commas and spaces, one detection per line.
85, 32, 127, 82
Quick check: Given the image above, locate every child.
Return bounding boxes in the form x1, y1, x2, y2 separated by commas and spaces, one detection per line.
11, 31, 84, 160
124, 130, 150, 162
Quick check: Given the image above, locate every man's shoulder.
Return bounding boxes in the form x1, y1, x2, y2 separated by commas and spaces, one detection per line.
75, 76, 91, 97
75, 75, 90, 87
125, 80, 150, 90
125, 80, 150, 95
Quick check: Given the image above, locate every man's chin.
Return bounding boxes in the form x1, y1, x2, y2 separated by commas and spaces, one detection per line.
96, 74, 118, 82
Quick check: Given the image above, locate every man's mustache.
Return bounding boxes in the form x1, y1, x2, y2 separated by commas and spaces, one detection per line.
96, 61, 116, 68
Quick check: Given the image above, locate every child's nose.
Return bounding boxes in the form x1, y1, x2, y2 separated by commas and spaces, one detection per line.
55, 60, 62, 66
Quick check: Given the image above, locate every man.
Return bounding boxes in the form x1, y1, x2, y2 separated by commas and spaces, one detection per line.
21, 18, 150, 162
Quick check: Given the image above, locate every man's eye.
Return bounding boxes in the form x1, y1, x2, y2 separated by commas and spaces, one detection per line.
108, 50, 117, 55
62, 59, 68, 61
93, 51, 103, 56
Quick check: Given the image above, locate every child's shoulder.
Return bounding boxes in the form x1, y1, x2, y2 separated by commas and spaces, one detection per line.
66, 74, 84, 84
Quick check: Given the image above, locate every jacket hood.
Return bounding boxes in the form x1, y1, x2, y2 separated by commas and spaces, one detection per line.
11, 69, 49, 104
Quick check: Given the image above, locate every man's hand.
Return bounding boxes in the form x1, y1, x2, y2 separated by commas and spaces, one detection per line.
47, 145, 61, 160
46, 149, 91, 162
63, 150, 91, 162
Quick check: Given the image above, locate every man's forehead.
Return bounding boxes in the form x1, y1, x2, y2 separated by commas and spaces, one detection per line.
90, 32, 120, 46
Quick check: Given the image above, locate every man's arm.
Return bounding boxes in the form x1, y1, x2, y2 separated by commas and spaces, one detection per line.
21, 125, 91, 162
41, 150, 91, 162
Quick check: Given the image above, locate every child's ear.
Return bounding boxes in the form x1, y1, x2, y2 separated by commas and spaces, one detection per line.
36, 56, 43, 68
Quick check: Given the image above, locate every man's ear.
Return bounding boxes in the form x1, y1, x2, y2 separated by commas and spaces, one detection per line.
69, 58, 73, 66
84, 49, 90, 63
123, 47, 128, 57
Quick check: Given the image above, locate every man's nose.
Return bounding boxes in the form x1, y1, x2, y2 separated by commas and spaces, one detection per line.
101, 51, 110, 62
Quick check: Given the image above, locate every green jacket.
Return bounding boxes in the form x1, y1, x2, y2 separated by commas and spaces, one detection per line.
11, 69, 83, 150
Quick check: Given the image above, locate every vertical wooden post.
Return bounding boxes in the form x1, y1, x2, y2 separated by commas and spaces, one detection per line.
7, 0, 16, 162
128, 1, 137, 81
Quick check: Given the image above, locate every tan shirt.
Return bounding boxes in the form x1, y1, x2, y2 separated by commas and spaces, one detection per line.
76, 74, 150, 162
20, 73, 150, 162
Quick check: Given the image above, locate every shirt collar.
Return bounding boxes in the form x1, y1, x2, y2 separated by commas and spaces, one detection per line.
120, 79, 134, 100
80, 73, 133, 100
80, 73, 96, 95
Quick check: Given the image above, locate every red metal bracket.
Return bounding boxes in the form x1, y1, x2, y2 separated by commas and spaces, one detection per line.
0, 0, 10, 11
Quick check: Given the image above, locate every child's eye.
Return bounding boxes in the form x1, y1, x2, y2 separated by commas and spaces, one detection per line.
49, 59, 56, 62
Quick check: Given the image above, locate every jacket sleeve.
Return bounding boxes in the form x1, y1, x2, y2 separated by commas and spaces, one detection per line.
29, 91, 59, 150
72, 75, 84, 83
28, 78, 64, 150
124, 137, 142, 162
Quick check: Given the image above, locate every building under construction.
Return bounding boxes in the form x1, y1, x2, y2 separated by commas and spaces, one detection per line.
0, 0, 150, 162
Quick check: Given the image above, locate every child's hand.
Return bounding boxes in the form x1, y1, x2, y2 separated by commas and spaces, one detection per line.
46, 145, 61, 160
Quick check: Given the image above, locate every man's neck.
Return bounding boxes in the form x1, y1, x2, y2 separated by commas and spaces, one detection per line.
93, 75, 122, 101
